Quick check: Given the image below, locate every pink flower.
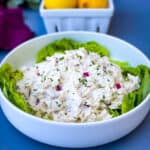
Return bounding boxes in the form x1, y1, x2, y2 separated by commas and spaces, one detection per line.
115, 83, 121, 89
83, 72, 90, 77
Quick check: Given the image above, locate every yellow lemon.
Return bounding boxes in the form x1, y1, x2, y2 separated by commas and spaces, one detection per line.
44, 0, 77, 9
78, 0, 108, 8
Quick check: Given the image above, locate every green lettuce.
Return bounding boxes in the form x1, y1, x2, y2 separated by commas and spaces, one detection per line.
109, 64, 150, 115
110, 59, 130, 70
0, 64, 33, 113
121, 65, 150, 113
121, 92, 136, 113
83, 41, 110, 57
36, 38, 110, 63
108, 108, 121, 117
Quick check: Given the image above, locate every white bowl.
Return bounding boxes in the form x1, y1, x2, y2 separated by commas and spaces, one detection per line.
0, 32, 150, 148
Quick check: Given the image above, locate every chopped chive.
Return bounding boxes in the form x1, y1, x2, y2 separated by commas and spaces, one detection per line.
91, 61, 95, 65
59, 57, 64, 61
79, 78, 87, 86
50, 78, 53, 82
65, 66, 68, 71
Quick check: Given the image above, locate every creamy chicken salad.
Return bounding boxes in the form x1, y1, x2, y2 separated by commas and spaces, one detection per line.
0, 38, 149, 123
16, 48, 140, 122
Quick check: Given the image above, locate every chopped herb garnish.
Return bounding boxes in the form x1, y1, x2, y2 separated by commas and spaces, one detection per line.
46, 116, 53, 120
56, 101, 61, 107
44, 76, 46, 81
91, 61, 95, 65
33, 89, 37, 91
58, 78, 61, 84
59, 57, 64, 61
41, 75, 46, 82
77, 54, 82, 60
103, 66, 107, 72
107, 79, 110, 82
79, 78, 88, 86
103, 95, 105, 99
50, 78, 53, 82
96, 65, 100, 70
98, 84, 102, 88
79, 56, 82, 59
65, 66, 68, 71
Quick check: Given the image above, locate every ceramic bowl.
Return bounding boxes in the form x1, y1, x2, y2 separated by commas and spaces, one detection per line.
0, 32, 150, 148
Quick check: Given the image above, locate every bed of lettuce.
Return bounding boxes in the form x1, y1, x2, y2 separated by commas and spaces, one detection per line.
0, 38, 150, 118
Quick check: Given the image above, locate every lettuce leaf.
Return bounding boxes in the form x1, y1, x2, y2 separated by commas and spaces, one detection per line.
36, 38, 109, 63
121, 92, 136, 113
108, 62, 150, 115
83, 41, 110, 57
36, 45, 56, 63
0, 64, 32, 113
110, 59, 130, 70
36, 38, 81, 63
108, 108, 121, 117
121, 65, 150, 113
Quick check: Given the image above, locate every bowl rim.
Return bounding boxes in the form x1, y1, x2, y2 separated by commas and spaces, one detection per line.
0, 31, 150, 126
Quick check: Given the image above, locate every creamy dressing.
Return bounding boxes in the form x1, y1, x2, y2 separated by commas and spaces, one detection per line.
16, 48, 140, 122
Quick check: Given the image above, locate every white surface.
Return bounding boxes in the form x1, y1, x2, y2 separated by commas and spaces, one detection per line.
0, 32, 150, 148
40, 0, 114, 33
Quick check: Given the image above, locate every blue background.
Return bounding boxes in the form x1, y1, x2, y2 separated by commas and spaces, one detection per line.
0, 0, 150, 149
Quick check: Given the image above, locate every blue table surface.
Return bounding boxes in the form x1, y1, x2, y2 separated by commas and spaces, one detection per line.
0, 0, 150, 150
